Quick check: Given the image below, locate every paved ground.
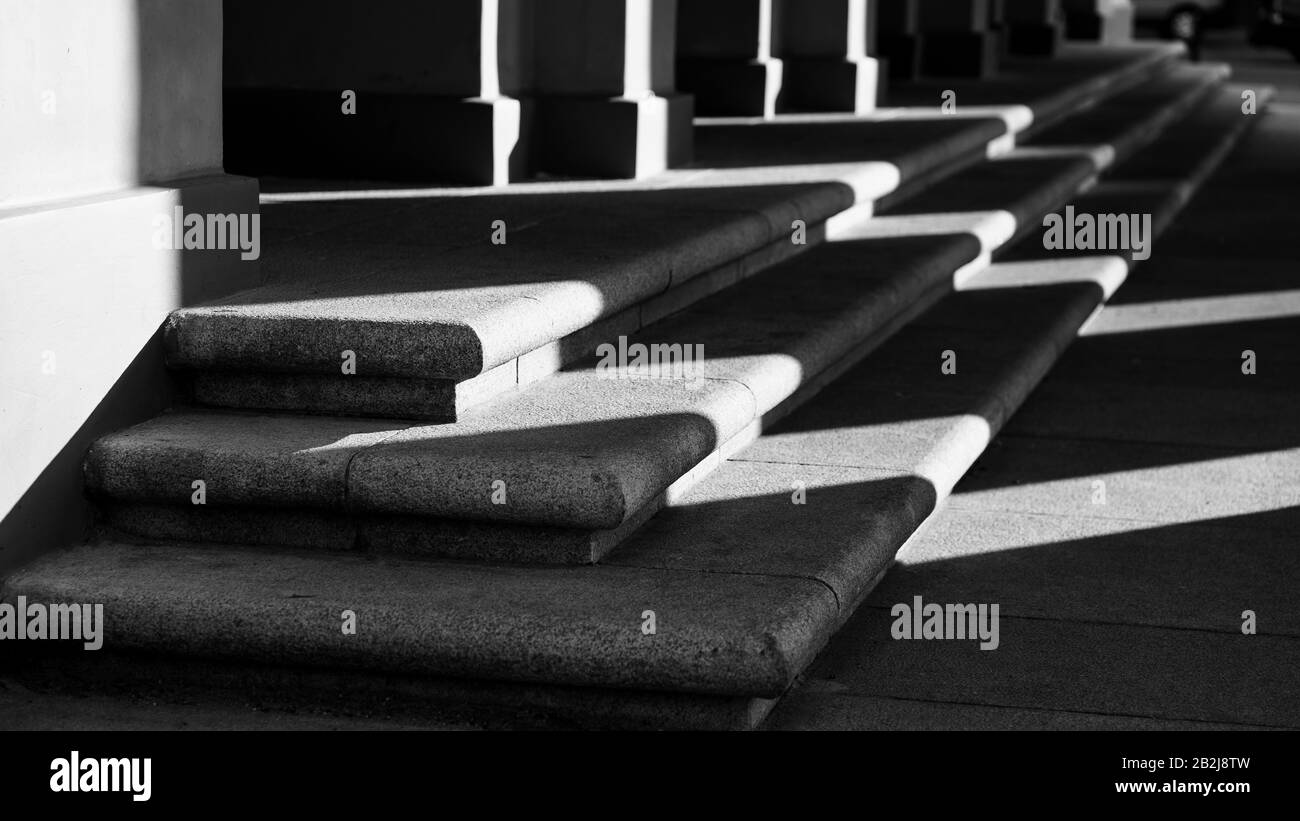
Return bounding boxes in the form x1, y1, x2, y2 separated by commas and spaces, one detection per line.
769, 34, 1300, 730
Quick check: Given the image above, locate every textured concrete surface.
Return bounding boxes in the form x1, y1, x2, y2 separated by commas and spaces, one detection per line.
84, 411, 402, 509
347, 373, 754, 530
610, 461, 933, 617
83, 413, 397, 509
89, 374, 755, 532
1, 541, 837, 699
776, 75, 1300, 730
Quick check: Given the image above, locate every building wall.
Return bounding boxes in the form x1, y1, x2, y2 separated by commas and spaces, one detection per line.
0, 0, 259, 575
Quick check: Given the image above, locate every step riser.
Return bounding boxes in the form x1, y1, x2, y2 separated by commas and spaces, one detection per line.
2, 648, 775, 731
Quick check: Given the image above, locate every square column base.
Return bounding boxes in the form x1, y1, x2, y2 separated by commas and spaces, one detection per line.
535, 94, 693, 179
781, 57, 880, 114
224, 90, 532, 186
919, 31, 1000, 78
676, 58, 783, 117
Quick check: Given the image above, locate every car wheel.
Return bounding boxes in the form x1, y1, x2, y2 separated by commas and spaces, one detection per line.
1167, 8, 1202, 42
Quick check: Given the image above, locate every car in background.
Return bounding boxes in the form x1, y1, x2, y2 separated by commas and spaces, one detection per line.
1250, 0, 1300, 61
1134, 0, 1228, 42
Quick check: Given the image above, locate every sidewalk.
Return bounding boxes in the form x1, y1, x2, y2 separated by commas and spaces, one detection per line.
769, 93, 1300, 731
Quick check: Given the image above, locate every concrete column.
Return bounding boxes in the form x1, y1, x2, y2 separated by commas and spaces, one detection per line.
224, 0, 532, 185
1, 0, 259, 574
916, 0, 1000, 78
533, 0, 692, 178
776, 0, 880, 113
876, 0, 923, 81
1002, 0, 1065, 56
676, 0, 785, 117
1062, 0, 1134, 44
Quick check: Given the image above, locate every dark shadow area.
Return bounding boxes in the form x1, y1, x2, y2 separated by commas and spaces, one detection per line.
692, 117, 1005, 172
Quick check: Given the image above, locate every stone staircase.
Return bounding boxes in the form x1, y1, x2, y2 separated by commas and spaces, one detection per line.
1, 42, 1272, 729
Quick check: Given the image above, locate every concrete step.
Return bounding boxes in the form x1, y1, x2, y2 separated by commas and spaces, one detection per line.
89, 118, 1144, 564
0, 259, 1139, 731
169, 44, 1184, 424
91, 231, 980, 564
85, 61, 1228, 566
3, 76, 1265, 729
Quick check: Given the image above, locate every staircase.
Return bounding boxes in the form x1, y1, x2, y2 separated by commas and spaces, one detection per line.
1, 42, 1273, 729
